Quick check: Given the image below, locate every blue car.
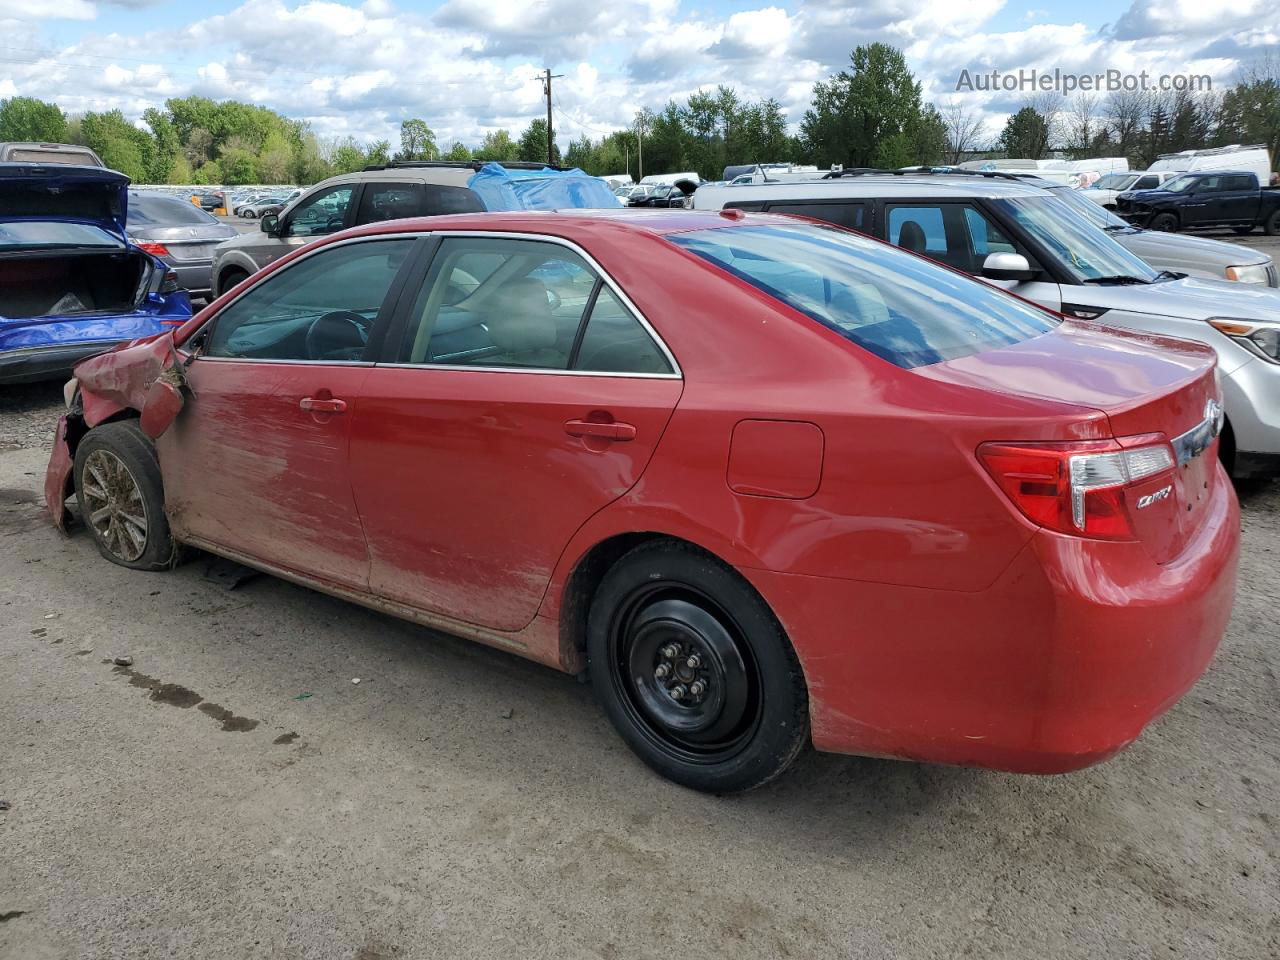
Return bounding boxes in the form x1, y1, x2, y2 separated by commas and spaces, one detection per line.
0, 163, 191, 384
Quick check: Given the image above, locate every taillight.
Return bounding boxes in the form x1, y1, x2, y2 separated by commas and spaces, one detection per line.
159, 270, 182, 294
137, 241, 172, 258
978, 439, 1175, 540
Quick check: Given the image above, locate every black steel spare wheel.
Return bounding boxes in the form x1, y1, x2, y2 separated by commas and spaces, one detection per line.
617, 591, 760, 757
588, 541, 809, 793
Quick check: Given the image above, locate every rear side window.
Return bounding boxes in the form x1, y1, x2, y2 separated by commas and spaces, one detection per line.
1225, 175, 1255, 191
355, 182, 484, 224
128, 194, 219, 226
669, 223, 1057, 369
765, 202, 866, 231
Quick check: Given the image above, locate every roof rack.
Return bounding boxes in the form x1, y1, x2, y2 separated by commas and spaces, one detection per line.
820, 167, 1031, 182
360, 159, 565, 172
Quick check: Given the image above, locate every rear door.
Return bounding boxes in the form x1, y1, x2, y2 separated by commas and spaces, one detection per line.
354, 181, 484, 225
349, 233, 682, 631
1218, 175, 1259, 224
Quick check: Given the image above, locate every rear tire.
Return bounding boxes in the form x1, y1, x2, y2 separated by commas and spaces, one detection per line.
242, 209, 257, 219
1151, 212, 1179, 232
587, 540, 809, 793
1264, 210, 1280, 237
74, 421, 177, 572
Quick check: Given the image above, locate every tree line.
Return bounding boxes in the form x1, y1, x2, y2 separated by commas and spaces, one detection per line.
1, 44, 1276, 185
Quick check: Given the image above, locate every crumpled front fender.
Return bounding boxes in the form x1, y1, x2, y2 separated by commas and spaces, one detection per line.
75, 332, 187, 437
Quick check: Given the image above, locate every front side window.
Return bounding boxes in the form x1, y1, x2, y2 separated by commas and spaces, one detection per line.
205, 239, 411, 361
284, 185, 355, 238
399, 236, 670, 374
1162, 175, 1199, 193
887, 203, 1015, 273
668, 223, 1057, 369
988, 196, 1158, 283
1135, 175, 1159, 189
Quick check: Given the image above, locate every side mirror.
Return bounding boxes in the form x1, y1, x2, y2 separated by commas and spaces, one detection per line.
260, 213, 279, 235
981, 252, 1036, 282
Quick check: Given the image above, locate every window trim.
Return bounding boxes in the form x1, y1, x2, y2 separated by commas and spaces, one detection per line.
183, 233, 427, 367
372, 230, 682, 380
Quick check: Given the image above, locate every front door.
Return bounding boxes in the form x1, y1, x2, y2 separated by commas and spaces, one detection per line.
161, 236, 417, 589
350, 234, 683, 631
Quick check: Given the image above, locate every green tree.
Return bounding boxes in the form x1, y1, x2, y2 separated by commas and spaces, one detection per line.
191, 159, 222, 185
168, 154, 194, 184
218, 136, 258, 184
331, 136, 366, 174
478, 129, 519, 161
398, 118, 438, 161
256, 130, 294, 183
800, 43, 933, 169
366, 139, 392, 166
1218, 74, 1280, 164
443, 141, 472, 161
142, 108, 180, 183
0, 96, 67, 142
517, 118, 560, 164
998, 106, 1051, 160
80, 110, 155, 181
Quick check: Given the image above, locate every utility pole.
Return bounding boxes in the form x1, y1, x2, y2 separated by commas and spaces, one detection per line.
535, 67, 564, 167
634, 111, 646, 181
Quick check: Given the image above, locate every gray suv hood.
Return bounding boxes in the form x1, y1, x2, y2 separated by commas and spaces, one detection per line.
214, 229, 264, 253
1115, 228, 1271, 271
1067, 275, 1280, 322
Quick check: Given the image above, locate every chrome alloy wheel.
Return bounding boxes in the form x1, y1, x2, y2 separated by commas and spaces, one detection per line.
80, 448, 149, 562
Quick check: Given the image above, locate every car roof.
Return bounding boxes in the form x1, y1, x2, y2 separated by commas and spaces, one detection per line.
333, 208, 814, 242
696, 174, 1056, 202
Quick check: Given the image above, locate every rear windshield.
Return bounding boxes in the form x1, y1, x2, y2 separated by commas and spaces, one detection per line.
668, 223, 1057, 369
128, 194, 219, 226
0, 221, 122, 250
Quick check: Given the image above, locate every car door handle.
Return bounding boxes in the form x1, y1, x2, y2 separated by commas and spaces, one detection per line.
300, 396, 347, 413
564, 419, 636, 441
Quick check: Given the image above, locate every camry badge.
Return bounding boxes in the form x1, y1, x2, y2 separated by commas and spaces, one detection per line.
1136, 486, 1173, 510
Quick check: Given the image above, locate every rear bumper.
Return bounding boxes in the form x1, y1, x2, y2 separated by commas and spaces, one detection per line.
747, 470, 1240, 773
0, 341, 121, 385
169, 261, 213, 297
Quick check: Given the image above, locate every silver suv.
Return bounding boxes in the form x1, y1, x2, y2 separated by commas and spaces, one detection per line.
694, 171, 1280, 477
211, 162, 552, 297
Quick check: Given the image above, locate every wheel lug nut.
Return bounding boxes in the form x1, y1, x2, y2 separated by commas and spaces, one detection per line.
689, 680, 706, 698
685, 654, 701, 669
661, 644, 680, 660
654, 663, 670, 678
670, 684, 687, 701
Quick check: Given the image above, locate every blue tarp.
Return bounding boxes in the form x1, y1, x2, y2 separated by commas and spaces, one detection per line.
467, 163, 620, 211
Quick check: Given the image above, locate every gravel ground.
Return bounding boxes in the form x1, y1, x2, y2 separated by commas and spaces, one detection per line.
1, 231, 1278, 960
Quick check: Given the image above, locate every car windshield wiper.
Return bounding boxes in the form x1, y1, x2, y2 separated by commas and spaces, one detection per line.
1081, 274, 1150, 285
1152, 270, 1185, 282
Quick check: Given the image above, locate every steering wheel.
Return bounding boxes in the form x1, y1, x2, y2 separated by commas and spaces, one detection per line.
305, 311, 369, 361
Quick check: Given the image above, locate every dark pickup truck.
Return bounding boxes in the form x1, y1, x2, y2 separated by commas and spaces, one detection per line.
1115, 170, 1280, 235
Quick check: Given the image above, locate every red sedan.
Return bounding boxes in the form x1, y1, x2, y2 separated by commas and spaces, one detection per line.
45, 210, 1239, 792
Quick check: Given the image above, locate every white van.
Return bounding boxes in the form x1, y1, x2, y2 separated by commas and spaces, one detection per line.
1147, 145, 1273, 183
640, 171, 701, 188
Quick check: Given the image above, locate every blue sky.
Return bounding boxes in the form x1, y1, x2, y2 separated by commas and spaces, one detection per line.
2, 0, 1276, 149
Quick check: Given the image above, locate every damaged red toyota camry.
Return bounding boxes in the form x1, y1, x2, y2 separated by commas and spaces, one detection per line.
45, 209, 1239, 793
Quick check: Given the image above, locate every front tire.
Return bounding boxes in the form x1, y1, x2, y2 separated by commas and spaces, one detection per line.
1232, 225, 1255, 235
587, 541, 809, 793
1151, 212, 1179, 232
74, 421, 176, 571
243, 209, 257, 219
218, 268, 249, 297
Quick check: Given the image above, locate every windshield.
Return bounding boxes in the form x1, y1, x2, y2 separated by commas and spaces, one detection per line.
0, 221, 123, 250
1161, 175, 1198, 193
987, 196, 1158, 283
128, 194, 220, 226
1049, 187, 1131, 230
1095, 174, 1137, 191
668, 223, 1057, 369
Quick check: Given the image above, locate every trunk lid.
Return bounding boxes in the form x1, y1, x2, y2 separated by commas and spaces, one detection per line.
920, 321, 1222, 563
0, 163, 130, 241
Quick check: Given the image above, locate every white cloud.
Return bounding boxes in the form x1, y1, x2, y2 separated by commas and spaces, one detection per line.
0, 0, 1274, 157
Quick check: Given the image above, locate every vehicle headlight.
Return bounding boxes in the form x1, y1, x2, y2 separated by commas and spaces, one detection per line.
1208, 317, 1280, 362
1225, 263, 1270, 285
